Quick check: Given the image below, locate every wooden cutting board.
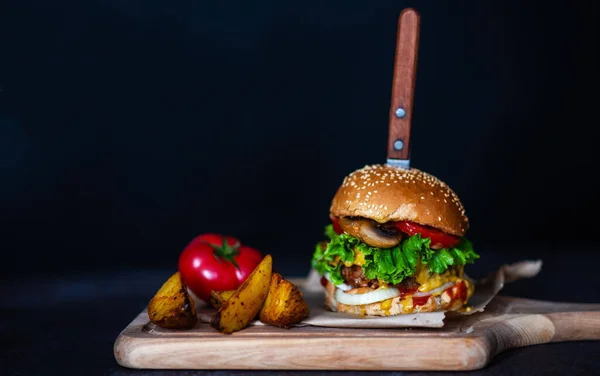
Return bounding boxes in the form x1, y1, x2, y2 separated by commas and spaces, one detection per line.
114, 289, 600, 371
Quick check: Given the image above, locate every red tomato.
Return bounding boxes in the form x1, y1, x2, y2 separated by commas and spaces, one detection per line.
394, 221, 461, 249
331, 217, 343, 235
178, 233, 263, 302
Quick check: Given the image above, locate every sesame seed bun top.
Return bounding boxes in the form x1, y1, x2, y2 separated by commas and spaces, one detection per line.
329, 164, 469, 236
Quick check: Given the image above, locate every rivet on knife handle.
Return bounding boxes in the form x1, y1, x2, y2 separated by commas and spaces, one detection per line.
387, 8, 420, 170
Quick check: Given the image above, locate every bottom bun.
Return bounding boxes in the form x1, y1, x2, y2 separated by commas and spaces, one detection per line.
323, 280, 467, 316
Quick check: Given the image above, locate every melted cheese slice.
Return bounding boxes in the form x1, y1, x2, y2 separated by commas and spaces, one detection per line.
415, 264, 464, 293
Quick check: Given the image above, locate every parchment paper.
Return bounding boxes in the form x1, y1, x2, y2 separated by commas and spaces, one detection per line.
198, 260, 542, 329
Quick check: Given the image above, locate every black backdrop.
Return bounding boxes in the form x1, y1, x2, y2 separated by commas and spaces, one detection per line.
1, 0, 598, 279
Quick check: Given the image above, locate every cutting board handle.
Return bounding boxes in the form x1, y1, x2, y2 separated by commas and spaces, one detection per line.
548, 311, 600, 342
475, 299, 600, 357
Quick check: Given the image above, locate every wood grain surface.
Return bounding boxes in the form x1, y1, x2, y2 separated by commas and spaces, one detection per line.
114, 294, 600, 371
387, 8, 420, 161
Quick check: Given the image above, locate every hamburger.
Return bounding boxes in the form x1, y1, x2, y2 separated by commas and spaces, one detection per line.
312, 164, 479, 316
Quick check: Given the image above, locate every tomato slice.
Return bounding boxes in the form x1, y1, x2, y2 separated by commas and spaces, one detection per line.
394, 221, 460, 249
331, 217, 344, 235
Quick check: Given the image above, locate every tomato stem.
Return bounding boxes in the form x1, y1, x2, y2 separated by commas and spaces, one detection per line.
208, 238, 241, 270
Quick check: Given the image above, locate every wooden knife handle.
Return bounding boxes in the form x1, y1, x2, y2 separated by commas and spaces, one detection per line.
387, 8, 420, 161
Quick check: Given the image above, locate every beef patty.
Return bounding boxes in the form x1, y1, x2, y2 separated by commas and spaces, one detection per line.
340, 265, 420, 290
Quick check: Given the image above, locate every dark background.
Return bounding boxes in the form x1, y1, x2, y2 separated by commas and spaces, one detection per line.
1, 2, 599, 375
1, 0, 598, 279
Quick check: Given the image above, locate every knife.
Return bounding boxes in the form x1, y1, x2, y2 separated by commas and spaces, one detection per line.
386, 8, 421, 170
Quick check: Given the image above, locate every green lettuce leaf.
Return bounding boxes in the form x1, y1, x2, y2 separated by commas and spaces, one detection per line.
311, 224, 479, 285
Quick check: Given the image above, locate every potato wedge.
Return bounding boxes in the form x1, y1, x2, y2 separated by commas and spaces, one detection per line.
148, 271, 197, 329
209, 289, 235, 310
259, 272, 310, 328
211, 254, 272, 334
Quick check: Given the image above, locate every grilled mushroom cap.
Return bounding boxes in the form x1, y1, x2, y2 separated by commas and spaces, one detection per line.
338, 217, 403, 248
